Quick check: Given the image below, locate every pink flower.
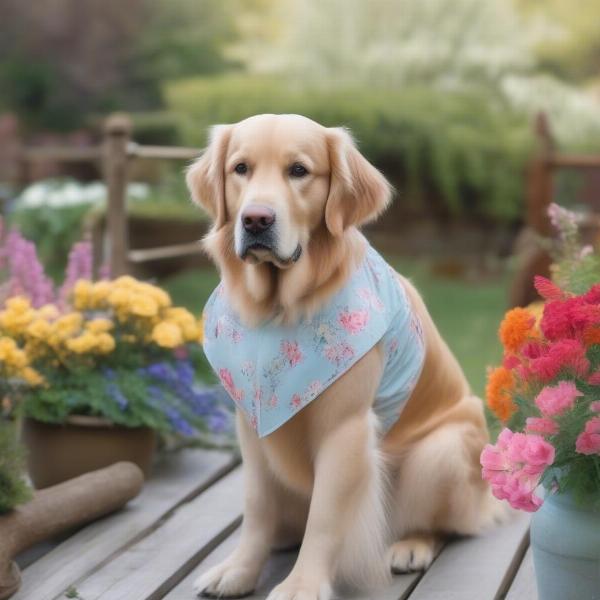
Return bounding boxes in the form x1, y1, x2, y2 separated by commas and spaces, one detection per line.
324, 341, 355, 364
307, 380, 322, 396
481, 428, 555, 512
339, 309, 369, 334
526, 417, 558, 436
357, 287, 384, 311
575, 417, 600, 455
591, 401, 600, 412
219, 368, 243, 401
281, 340, 303, 367
589, 371, 600, 385
535, 381, 583, 417
291, 394, 302, 408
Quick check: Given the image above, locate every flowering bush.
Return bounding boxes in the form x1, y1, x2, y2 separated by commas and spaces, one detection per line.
482, 204, 600, 511
0, 223, 231, 439
9, 179, 149, 278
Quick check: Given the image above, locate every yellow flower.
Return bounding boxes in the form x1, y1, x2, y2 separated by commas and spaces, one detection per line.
96, 333, 116, 353
5, 296, 31, 314
163, 307, 202, 342
66, 332, 98, 354
130, 294, 158, 317
0, 337, 28, 369
141, 283, 171, 308
152, 321, 183, 348
0, 297, 36, 334
38, 304, 59, 320
26, 318, 52, 339
91, 281, 112, 307
20, 366, 44, 387
86, 318, 114, 334
108, 288, 134, 309
113, 275, 138, 288
73, 280, 93, 310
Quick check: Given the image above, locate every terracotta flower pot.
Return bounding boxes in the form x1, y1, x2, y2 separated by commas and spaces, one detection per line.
22, 416, 157, 489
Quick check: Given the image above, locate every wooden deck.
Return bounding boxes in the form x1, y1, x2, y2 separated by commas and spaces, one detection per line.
15, 449, 536, 600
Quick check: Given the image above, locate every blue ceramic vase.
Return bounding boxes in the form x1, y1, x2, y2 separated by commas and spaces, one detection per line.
531, 491, 600, 600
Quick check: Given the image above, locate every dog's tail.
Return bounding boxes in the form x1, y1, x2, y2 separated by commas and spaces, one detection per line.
335, 413, 391, 591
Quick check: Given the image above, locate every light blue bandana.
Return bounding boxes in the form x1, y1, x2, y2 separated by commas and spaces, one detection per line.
203, 245, 425, 438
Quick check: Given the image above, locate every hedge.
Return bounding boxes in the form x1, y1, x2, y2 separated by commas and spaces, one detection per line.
165, 75, 534, 221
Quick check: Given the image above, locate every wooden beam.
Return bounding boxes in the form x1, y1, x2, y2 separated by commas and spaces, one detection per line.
128, 242, 203, 264
21, 146, 101, 162
128, 143, 200, 161
103, 113, 132, 277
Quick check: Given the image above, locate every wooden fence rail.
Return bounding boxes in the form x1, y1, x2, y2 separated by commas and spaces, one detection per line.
15, 113, 201, 277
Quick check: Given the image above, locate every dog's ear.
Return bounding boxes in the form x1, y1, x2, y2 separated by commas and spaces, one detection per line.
186, 124, 233, 229
325, 127, 392, 237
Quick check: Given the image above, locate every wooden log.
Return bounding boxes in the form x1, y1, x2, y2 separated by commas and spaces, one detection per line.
0, 462, 143, 600
103, 113, 133, 277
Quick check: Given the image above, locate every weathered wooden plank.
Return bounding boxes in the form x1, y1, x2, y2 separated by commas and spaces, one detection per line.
407, 514, 531, 600
164, 529, 242, 600
73, 467, 244, 600
15, 449, 235, 600
505, 548, 538, 600
168, 529, 421, 600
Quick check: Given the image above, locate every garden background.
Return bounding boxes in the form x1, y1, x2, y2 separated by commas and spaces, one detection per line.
2, 0, 600, 400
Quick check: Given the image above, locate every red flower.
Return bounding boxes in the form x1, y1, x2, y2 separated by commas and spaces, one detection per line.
534, 276, 565, 301
529, 339, 590, 382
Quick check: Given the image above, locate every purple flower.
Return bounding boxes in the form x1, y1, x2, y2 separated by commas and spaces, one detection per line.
208, 410, 230, 433
106, 382, 128, 410
164, 407, 194, 436
2, 228, 54, 307
59, 240, 93, 307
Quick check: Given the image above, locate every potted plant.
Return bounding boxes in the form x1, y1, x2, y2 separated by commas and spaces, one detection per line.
0, 222, 231, 488
481, 204, 600, 600
0, 418, 144, 599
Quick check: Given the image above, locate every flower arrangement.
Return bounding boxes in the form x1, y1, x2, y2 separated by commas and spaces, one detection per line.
0, 220, 230, 439
481, 204, 600, 511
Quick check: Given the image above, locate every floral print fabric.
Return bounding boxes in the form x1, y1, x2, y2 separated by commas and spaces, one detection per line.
203, 245, 425, 437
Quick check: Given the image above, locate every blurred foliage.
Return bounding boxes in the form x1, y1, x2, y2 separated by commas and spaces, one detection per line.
167, 75, 532, 221
0, 420, 31, 514
0, 0, 239, 131
514, 0, 600, 84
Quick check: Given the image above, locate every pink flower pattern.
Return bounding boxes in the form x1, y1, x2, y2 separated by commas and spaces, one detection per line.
339, 309, 369, 334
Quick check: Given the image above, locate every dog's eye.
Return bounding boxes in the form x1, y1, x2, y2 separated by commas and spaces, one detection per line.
234, 163, 248, 175
289, 163, 308, 178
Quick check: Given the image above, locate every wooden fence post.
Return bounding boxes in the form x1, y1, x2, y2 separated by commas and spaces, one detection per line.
103, 113, 132, 277
525, 111, 555, 236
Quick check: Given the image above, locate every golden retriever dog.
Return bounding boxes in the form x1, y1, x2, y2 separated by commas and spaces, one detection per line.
187, 114, 504, 600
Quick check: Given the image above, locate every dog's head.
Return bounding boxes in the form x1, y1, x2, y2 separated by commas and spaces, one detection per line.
187, 114, 392, 269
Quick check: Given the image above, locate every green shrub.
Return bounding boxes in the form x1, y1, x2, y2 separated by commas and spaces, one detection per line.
0, 420, 31, 514
165, 75, 534, 221
131, 111, 183, 146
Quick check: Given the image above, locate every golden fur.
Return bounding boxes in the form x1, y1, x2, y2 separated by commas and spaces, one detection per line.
187, 114, 505, 600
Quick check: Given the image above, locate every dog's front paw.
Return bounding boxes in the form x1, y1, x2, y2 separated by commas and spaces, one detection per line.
388, 537, 439, 574
193, 560, 258, 598
266, 577, 332, 600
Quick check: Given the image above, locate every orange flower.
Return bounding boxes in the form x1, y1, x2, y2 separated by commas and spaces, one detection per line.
583, 326, 600, 348
486, 366, 516, 422
499, 308, 536, 354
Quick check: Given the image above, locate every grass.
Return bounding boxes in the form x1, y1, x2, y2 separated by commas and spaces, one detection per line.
161, 254, 508, 403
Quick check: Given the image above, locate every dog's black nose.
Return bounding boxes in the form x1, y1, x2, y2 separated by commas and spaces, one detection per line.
241, 205, 275, 234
